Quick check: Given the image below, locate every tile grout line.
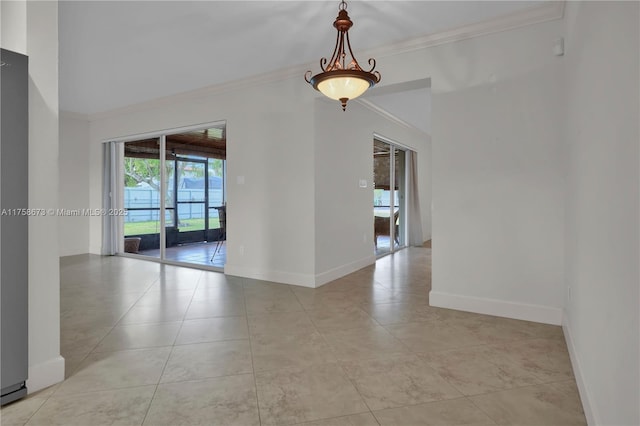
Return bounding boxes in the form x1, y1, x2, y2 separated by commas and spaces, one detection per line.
242, 277, 264, 426
13, 393, 50, 426
139, 270, 204, 426
55, 277, 165, 412
84, 274, 164, 357
265, 282, 379, 425
303, 287, 383, 423
465, 394, 501, 425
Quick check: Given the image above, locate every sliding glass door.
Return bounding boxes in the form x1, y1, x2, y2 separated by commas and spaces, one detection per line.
116, 122, 227, 268
122, 138, 162, 258
373, 138, 406, 256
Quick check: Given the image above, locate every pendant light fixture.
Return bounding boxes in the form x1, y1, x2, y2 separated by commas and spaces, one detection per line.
305, 0, 381, 111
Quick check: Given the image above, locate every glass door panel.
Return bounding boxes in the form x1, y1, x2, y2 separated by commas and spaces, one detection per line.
373, 139, 392, 256
374, 139, 407, 256
175, 159, 207, 244
122, 138, 161, 258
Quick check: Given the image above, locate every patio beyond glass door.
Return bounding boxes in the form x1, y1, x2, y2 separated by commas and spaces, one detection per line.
373, 138, 406, 256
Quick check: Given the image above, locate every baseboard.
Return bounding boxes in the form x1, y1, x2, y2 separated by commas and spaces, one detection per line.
225, 255, 376, 289
314, 255, 376, 287
224, 265, 316, 288
59, 248, 91, 257
563, 313, 597, 425
27, 356, 65, 394
429, 291, 563, 325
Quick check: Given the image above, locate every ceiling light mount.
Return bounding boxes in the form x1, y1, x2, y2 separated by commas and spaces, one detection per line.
305, 0, 381, 111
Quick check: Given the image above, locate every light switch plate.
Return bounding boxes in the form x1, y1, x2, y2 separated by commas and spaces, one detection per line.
359, 179, 367, 188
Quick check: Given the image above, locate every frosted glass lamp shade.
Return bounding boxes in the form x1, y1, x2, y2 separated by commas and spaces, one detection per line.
317, 76, 371, 101
309, 69, 379, 110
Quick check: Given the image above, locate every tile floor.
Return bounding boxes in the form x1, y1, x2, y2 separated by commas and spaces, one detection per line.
138, 241, 227, 268
1, 247, 587, 425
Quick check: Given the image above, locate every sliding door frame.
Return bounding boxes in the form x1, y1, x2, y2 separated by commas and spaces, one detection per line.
374, 133, 412, 256
104, 120, 225, 271
159, 135, 167, 260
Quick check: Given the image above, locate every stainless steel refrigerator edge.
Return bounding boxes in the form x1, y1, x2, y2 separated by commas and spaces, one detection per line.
1, 48, 29, 405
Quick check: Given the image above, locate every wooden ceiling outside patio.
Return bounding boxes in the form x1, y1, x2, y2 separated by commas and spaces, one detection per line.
125, 128, 226, 160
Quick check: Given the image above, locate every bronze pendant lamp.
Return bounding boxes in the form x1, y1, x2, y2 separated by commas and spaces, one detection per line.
305, 0, 381, 111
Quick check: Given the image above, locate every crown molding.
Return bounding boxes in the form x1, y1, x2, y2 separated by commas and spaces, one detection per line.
362, 1, 565, 60
356, 98, 430, 139
85, 1, 564, 122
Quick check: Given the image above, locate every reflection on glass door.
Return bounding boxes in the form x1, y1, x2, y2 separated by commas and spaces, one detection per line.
373, 138, 406, 257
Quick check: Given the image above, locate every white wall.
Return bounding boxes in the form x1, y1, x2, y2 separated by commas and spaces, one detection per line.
314, 98, 431, 283
88, 77, 318, 285
59, 113, 90, 256
562, 2, 639, 425
1, 0, 65, 392
402, 20, 567, 324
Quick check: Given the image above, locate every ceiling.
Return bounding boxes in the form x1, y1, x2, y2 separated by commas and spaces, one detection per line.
59, 1, 542, 123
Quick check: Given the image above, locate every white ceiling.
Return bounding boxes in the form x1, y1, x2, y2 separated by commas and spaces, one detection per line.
59, 1, 542, 117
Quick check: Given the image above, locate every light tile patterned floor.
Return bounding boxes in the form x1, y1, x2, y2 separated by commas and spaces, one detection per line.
1, 247, 587, 425
139, 240, 227, 268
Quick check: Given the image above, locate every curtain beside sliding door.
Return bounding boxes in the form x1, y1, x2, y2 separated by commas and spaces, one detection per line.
101, 141, 118, 255
406, 150, 423, 247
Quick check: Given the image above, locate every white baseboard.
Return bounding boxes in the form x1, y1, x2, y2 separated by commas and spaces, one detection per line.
59, 247, 91, 257
224, 265, 316, 288
563, 313, 597, 425
225, 255, 376, 288
27, 356, 65, 394
429, 291, 563, 325
314, 255, 376, 287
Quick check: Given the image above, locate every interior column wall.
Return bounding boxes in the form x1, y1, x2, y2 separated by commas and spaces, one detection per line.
376, 19, 567, 324
562, 2, 640, 424
59, 113, 90, 256
1, 0, 65, 392
313, 99, 431, 284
